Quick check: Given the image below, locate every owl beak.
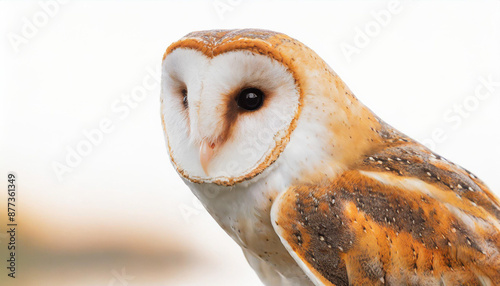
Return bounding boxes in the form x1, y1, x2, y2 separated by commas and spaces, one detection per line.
199, 140, 215, 175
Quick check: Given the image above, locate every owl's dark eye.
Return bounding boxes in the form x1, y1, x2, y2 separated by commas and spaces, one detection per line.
236, 88, 264, 111
181, 88, 188, 108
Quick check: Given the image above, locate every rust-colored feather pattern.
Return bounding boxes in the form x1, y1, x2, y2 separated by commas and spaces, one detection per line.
274, 123, 500, 286
162, 29, 500, 286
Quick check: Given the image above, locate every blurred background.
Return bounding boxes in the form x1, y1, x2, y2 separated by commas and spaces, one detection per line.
1, 0, 499, 285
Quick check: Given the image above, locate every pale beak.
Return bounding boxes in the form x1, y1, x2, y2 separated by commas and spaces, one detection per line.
199, 140, 215, 175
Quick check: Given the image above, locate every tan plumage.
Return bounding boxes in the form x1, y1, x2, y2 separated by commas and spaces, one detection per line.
161, 29, 500, 285
273, 124, 500, 285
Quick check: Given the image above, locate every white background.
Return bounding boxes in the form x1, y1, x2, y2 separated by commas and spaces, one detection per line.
1, 1, 499, 285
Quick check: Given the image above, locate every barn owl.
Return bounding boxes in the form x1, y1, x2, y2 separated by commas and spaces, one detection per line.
160, 29, 500, 285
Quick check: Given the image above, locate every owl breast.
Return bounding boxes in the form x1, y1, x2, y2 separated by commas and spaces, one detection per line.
186, 167, 314, 286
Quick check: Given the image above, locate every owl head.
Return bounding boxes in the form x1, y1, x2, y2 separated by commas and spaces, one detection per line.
161, 29, 380, 186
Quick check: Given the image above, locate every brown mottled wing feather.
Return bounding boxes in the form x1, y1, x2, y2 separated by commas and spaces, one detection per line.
272, 142, 500, 286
